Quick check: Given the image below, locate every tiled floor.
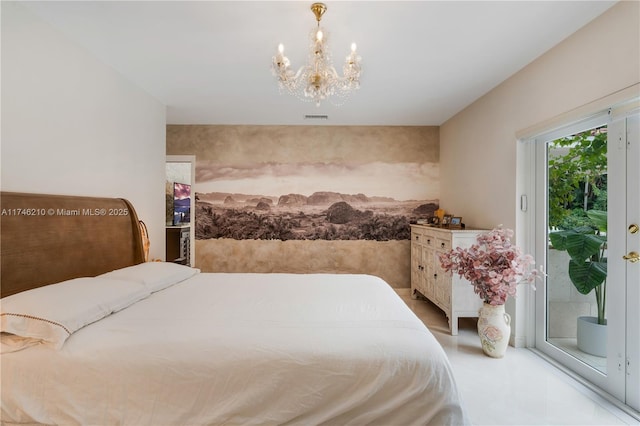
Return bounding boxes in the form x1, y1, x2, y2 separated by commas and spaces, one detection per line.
396, 289, 639, 426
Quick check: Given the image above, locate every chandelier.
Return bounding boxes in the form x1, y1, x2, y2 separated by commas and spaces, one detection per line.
271, 2, 362, 107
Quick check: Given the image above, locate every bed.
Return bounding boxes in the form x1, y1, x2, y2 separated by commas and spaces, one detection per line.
0, 191, 470, 425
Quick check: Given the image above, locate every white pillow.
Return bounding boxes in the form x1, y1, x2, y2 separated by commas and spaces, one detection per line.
1, 277, 150, 352
99, 262, 200, 293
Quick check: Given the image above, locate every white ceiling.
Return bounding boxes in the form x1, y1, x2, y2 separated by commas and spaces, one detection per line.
22, 1, 616, 126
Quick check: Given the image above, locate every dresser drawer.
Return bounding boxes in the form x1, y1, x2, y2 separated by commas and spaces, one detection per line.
436, 238, 451, 251
412, 227, 435, 243
422, 234, 436, 247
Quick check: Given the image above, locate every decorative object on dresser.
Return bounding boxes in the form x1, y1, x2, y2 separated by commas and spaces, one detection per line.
439, 227, 541, 358
450, 217, 463, 229
410, 225, 487, 335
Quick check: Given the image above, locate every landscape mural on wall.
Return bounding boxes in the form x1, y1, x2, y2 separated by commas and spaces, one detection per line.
194, 160, 439, 241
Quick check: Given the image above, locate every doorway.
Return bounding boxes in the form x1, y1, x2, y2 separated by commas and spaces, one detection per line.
528, 105, 639, 414
166, 155, 196, 266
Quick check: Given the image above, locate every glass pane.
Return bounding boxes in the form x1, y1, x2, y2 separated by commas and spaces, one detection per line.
546, 125, 608, 374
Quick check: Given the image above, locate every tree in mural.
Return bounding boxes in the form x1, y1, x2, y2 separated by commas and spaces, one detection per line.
195, 200, 416, 241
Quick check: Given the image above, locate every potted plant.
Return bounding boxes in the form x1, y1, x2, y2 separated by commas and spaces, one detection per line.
439, 227, 540, 358
548, 210, 607, 357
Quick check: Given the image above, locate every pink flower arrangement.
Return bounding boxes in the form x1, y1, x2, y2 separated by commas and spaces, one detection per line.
439, 227, 539, 305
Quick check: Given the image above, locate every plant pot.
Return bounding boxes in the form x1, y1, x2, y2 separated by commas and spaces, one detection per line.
577, 316, 607, 358
477, 303, 511, 358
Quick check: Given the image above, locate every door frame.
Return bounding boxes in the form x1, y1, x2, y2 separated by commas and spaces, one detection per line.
528, 110, 614, 391
516, 86, 639, 417
166, 155, 196, 266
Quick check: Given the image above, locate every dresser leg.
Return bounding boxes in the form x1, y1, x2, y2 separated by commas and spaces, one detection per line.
411, 288, 419, 300
449, 315, 459, 336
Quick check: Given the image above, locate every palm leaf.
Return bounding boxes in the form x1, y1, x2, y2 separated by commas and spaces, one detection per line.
551, 229, 603, 261
549, 230, 569, 251
565, 233, 605, 262
568, 259, 607, 294
586, 209, 607, 232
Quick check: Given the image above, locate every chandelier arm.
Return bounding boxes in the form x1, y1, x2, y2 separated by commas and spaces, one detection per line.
271, 2, 361, 107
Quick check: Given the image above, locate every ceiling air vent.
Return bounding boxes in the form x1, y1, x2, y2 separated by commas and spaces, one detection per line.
304, 114, 329, 120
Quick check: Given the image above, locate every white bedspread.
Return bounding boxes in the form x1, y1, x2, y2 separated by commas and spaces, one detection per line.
1, 273, 469, 425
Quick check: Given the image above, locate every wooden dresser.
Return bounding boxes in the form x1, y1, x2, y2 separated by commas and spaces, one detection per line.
410, 225, 486, 335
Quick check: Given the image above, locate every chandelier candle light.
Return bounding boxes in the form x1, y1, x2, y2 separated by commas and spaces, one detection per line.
271, 3, 362, 107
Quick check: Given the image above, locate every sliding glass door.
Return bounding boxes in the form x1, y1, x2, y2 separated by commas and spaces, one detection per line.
531, 108, 639, 412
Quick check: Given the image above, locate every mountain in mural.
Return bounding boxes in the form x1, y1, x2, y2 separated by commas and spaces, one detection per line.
197, 192, 278, 204
195, 190, 439, 242
198, 191, 402, 207
277, 193, 308, 207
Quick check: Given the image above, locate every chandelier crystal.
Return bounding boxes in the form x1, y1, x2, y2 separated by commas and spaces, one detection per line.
271, 3, 362, 107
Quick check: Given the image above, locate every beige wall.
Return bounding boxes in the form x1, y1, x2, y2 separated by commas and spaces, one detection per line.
167, 125, 439, 288
440, 1, 639, 231
167, 126, 438, 164
440, 1, 639, 345
1, 2, 167, 260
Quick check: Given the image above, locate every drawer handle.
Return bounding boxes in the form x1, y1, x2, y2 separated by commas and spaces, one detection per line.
440, 243, 445, 248
427, 239, 431, 244
433, 273, 437, 279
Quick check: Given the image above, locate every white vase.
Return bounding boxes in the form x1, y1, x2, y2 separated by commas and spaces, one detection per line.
477, 303, 511, 358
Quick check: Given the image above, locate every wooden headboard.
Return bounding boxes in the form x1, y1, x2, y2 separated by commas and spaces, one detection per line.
1, 192, 145, 298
